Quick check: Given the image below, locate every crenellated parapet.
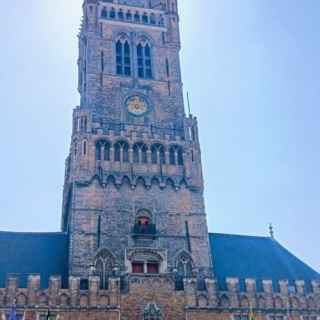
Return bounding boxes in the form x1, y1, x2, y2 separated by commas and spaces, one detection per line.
67, 108, 203, 191
1, 274, 319, 319
183, 277, 320, 312
0, 275, 121, 310
72, 107, 199, 143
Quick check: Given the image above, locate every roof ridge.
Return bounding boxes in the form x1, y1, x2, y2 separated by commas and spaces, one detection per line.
0, 231, 67, 235
209, 232, 271, 240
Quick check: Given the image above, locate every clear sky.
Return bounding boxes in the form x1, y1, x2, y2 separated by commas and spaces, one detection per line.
0, 0, 319, 271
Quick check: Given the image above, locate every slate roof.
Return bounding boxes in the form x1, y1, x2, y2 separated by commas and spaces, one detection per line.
0, 232, 69, 288
209, 233, 320, 292
0, 231, 319, 291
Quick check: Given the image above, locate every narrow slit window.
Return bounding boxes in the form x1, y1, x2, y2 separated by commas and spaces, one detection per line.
83, 141, 87, 156
101, 51, 104, 72
166, 58, 170, 77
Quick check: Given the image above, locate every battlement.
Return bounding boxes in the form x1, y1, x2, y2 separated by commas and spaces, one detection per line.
0, 275, 120, 308
184, 277, 320, 310
1, 274, 319, 311
73, 107, 199, 144
223, 277, 320, 295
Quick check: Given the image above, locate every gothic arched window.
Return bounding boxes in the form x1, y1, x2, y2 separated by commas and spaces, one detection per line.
96, 140, 111, 161
175, 251, 193, 290
169, 145, 184, 166
114, 141, 129, 162
151, 144, 165, 165
142, 13, 149, 24
134, 11, 140, 22
116, 40, 131, 76
144, 303, 162, 320
118, 9, 124, 20
126, 11, 132, 21
137, 43, 152, 79
133, 209, 156, 236
95, 249, 116, 290
133, 143, 148, 164
176, 252, 193, 278
110, 7, 116, 19
101, 7, 107, 18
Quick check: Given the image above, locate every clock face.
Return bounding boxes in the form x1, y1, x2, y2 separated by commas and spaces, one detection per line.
126, 95, 148, 116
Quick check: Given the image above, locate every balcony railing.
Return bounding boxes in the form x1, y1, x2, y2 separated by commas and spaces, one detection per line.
131, 224, 157, 237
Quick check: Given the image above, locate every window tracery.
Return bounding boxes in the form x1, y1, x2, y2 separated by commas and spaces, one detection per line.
169, 145, 183, 166
151, 144, 165, 165
95, 249, 116, 290
116, 39, 131, 76
133, 143, 148, 164
175, 251, 193, 290
96, 140, 111, 161
114, 141, 129, 162
137, 43, 152, 79
143, 303, 162, 320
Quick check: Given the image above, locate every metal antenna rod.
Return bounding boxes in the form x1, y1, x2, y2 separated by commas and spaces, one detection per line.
269, 223, 275, 239
187, 91, 191, 116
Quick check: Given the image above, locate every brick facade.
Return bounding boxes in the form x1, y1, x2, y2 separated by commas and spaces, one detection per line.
0, 1, 319, 320
62, 0, 212, 281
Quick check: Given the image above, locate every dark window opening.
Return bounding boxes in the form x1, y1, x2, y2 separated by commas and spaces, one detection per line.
114, 143, 121, 162
116, 40, 131, 76
126, 11, 132, 20
110, 8, 116, 18
137, 43, 152, 79
142, 13, 149, 24
147, 262, 159, 274
134, 12, 140, 22
83, 141, 87, 155
138, 216, 150, 226
118, 10, 124, 20
132, 262, 144, 274
101, 7, 107, 18
101, 51, 104, 72
166, 58, 170, 77
80, 278, 89, 290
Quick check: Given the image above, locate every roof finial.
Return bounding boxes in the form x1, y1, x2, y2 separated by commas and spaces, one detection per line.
269, 223, 274, 239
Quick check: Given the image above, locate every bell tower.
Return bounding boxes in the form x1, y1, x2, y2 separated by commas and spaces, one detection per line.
62, 0, 212, 287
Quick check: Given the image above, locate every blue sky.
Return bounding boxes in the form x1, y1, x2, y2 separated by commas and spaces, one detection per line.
0, 0, 319, 271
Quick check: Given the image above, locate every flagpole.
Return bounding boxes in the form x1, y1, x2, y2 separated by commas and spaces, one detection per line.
286, 298, 291, 320
248, 302, 255, 320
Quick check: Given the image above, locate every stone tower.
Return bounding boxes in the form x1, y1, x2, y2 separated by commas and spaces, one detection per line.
62, 0, 212, 286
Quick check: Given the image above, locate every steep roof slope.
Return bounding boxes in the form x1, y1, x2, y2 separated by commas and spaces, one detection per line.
0, 232, 69, 288
209, 233, 320, 291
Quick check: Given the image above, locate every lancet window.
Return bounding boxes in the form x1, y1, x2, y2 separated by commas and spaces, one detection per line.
116, 40, 131, 76
137, 43, 152, 79
95, 249, 116, 290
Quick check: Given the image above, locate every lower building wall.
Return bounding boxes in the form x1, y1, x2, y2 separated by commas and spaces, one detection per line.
1, 275, 319, 320
185, 311, 312, 320
2, 308, 320, 320
186, 311, 231, 320
120, 276, 186, 320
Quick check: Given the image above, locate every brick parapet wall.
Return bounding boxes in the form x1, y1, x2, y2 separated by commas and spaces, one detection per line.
0, 275, 319, 312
